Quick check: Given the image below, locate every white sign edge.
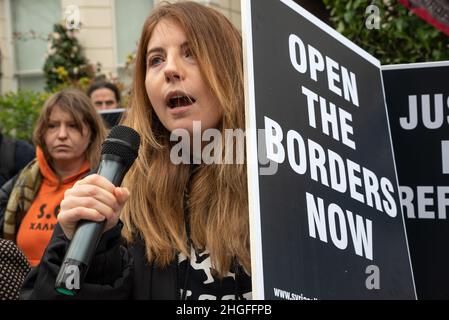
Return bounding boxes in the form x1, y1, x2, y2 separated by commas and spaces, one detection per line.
382, 60, 449, 70
241, 0, 265, 300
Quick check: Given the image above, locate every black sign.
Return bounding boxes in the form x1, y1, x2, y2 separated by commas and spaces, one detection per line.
383, 61, 449, 299
243, 0, 416, 299
99, 108, 125, 128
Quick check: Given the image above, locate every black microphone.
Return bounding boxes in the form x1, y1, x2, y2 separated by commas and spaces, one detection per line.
55, 125, 140, 296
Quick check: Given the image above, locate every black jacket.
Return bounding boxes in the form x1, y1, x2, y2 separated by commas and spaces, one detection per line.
0, 133, 35, 187
21, 222, 180, 300
0, 175, 18, 238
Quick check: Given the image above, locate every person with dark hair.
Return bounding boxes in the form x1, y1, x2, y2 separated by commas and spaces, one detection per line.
87, 81, 124, 127
87, 81, 121, 111
0, 88, 107, 268
0, 131, 35, 187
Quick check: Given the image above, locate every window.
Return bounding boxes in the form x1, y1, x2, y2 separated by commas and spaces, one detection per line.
11, 0, 60, 91
114, 0, 153, 84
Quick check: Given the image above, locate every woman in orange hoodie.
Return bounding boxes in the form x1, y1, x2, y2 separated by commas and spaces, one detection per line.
0, 88, 107, 267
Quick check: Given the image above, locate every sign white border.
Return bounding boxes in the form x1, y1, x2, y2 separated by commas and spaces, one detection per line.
98, 107, 126, 115
242, 0, 265, 300
382, 60, 449, 70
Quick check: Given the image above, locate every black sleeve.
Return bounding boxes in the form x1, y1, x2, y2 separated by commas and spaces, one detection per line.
13, 140, 35, 175
0, 175, 17, 238
21, 222, 134, 300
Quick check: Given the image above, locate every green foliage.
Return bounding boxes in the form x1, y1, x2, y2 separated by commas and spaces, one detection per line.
0, 91, 51, 143
1, 23, 133, 145
43, 23, 95, 91
322, 0, 449, 64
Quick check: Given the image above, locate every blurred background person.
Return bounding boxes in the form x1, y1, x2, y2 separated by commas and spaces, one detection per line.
87, 81, 124, 127
0, 88, 107, 267
87, 81, 121, 111
0, 130, 35, 187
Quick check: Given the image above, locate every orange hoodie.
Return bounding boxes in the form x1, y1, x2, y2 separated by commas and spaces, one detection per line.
16, 147, 90, 267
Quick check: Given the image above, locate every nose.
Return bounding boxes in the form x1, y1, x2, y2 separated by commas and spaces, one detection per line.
164, 55, 184, 83
96, 102, 108, 111
57, 125, 68, 139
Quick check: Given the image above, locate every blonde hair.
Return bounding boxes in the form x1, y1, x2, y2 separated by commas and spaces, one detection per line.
33, 88, 107, 172
121, 1, 249, 277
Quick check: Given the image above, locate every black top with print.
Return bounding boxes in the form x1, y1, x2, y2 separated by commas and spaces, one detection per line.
177, 246, 252, 300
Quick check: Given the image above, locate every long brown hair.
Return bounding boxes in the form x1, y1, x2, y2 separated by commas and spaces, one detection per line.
121, 1, 249, 277
33, 88, 107, 172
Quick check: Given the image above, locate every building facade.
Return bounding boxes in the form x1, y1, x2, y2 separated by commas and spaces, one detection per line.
0, 0, 241, 94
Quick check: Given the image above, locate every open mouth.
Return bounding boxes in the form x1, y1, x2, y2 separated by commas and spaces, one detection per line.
166, 94, 196, 108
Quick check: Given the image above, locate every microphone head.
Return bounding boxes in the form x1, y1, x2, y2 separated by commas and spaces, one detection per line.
101, 125, 141, 167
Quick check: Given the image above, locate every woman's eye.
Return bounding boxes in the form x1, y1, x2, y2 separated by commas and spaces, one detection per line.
185, 49, 194, 59
148, 56, 163, 67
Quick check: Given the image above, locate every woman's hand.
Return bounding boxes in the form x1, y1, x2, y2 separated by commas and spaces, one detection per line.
58, 174, 130, 240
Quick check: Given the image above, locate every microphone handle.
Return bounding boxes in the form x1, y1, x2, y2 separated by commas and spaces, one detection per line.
55, 156, 128, 296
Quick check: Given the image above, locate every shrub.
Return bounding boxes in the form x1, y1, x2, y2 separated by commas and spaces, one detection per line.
0, 91, 50, 143
322, 0, 449, 64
